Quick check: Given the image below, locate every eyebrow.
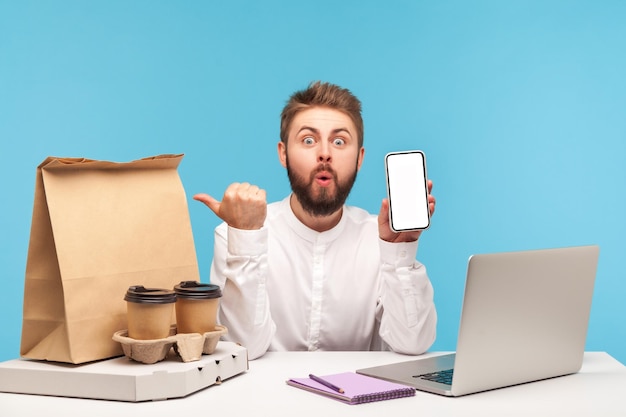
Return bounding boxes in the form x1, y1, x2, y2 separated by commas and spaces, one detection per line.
298, 126, 353, 137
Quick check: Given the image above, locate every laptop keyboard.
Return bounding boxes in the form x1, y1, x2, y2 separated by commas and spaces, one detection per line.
414, 368, 454, 385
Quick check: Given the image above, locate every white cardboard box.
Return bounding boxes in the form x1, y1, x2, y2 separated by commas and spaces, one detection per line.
0, 341, 248, 402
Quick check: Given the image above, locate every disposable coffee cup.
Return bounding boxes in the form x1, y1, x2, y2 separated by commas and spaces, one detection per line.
124, 285, 176, 340
174, 281, 222, 334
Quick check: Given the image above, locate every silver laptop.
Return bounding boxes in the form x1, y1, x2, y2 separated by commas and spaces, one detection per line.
357, 245, 600, 397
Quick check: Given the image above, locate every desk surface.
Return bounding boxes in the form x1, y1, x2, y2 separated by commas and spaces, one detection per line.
1, 351, 625, 416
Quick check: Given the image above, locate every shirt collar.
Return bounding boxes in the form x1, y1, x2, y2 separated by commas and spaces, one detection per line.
282, 194, 347, 243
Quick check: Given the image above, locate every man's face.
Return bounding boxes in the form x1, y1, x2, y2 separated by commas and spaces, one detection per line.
279, 107, 364, 217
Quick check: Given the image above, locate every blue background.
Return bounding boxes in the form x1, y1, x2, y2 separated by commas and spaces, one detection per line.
1, 1, 624, 364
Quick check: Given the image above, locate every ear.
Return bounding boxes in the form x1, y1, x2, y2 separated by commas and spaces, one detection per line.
356, 146, 365, 171
278, 141, 287, 168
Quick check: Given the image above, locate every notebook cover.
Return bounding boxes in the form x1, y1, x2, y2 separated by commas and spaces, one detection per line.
287, 372, 415, 405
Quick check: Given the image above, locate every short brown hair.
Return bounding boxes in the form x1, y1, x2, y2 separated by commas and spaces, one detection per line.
280, 81, 364, 148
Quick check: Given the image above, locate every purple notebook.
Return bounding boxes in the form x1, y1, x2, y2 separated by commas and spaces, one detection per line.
287, 372, 415, 405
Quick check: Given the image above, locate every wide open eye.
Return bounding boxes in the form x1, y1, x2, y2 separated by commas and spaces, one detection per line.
303, 136, 315, 145
332, 137, 345, 146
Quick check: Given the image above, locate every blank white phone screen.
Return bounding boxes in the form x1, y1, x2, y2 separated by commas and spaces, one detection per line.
385, 151, 430, 231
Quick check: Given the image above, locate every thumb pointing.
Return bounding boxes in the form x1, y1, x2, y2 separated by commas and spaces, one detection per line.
193, 193, 221, 217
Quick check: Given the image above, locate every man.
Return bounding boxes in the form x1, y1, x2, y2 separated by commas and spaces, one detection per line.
194, 81, 437, 360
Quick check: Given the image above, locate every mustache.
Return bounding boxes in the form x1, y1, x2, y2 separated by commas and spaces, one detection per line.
312, 163, 336, 177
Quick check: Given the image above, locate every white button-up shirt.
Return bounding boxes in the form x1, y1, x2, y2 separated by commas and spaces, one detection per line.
210, 196, 437, 360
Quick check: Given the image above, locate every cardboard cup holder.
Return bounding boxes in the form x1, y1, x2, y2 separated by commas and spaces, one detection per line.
112, 325, 228, 364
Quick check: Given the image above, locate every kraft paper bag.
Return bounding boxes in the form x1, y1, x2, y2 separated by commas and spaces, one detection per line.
20, 154, 200, 364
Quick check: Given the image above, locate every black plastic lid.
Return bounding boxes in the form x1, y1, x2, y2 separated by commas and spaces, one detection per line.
124, 285, 176, 304
174, 281, 222, 300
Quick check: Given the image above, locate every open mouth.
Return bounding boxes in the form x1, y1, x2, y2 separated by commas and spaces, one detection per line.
314, 171, 334, 187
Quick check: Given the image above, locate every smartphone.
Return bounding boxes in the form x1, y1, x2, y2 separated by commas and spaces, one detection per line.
385, 150, 430, 232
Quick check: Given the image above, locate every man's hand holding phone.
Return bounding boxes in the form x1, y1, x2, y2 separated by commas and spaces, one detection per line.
379, 150, 435, 243
378, 180, 435, 242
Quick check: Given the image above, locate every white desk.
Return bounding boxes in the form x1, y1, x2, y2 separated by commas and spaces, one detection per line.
1, 351, 625, 416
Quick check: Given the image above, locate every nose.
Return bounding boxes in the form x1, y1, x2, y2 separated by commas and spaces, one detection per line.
317, 141, 331, 163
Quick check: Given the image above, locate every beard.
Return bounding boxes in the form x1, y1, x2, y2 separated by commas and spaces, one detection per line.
286, 158, 358, 217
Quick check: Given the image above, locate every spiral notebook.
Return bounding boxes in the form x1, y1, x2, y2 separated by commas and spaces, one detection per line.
287, 372, 415, 405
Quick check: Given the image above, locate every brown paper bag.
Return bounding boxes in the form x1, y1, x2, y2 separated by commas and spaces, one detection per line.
20, 154, 200, 364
